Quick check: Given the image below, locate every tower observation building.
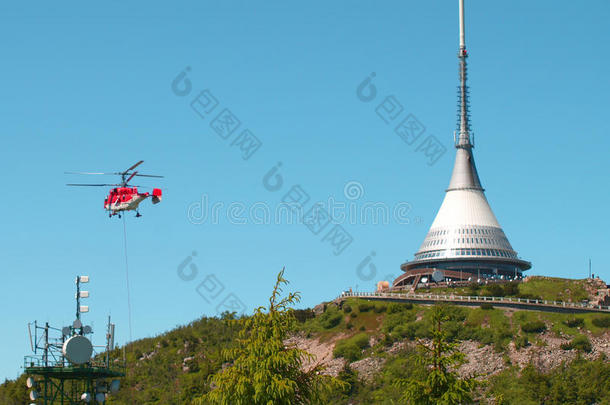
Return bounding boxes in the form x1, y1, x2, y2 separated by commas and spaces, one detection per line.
392, 0, 531, 289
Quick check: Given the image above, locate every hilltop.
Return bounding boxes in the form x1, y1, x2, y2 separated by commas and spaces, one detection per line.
1, 276, 609, 404
406, 276, 609, 307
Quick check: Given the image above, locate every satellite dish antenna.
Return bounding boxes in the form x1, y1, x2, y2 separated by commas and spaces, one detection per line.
432, 270, 445, 283
29, 391, 39, 400
62, 335, 93, 365
83, 325, 92, 334
81, 392, 92, 402
95, 393, 106, 403
73, 319, 82, 329
26, 377, 36, 388
62, 327, 71, 337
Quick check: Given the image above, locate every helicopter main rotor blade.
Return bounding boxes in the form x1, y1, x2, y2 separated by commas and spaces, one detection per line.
66, 183, 121, 187
64, 172, 115, 175
124, 160, 144, 174
125, 171, 138, 184
132, 174, 164, 178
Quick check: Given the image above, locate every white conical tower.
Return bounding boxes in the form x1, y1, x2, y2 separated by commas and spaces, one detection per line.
393, 0, 530, 288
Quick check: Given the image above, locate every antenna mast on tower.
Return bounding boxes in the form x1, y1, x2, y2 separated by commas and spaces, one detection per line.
456, 0, 473, 148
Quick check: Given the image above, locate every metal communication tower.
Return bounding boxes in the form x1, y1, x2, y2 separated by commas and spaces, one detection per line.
24, 276, 125, 404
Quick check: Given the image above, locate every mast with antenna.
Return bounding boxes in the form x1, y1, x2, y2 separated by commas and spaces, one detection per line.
456, 0, 473, 148
23, 276, 125, 404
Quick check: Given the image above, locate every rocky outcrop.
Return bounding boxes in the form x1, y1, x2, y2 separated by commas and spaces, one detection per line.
285, 332, 346, 377
585, 277, 610, 306
350, 357, 386, 382
288, 327, 610, 384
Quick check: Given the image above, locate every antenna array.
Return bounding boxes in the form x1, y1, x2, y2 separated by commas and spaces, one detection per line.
23, 276, 124, 404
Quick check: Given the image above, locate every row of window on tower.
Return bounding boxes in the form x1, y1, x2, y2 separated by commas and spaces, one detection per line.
428, 227, 501, 237
422, 236, 511, 249
415, 248, 517, 260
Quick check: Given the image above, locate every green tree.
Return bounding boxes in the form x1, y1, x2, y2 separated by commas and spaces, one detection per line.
196, 269, 341, 405
394, 305, 477, 405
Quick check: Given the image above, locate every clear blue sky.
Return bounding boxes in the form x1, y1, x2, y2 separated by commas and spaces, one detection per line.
1, 0, 608, 380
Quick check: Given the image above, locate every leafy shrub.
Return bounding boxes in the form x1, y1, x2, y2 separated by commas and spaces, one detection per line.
561, 335, 592, 352
333, 333, 370, 362
387, 303, 402, 314
351, 333, 370, 349
489, 357, 610, 405
467, 326, 511, 350
322, 313, 343, 329
514, 334, 529, 349
563, 317, 584, 328
502, 281, 520, 296
443, 320, 464, 342
293, 309, 315, 323
467, 327, 494, 346
480, 303, 494, 310
493, 326, 514, 351
336, 364, 359, 397
342, 304, 352, 313
387, 302, 413, 313
319, 307, 343, 329
521, 320, 546, 334
381, 333, 394, 346
571, 335, 592, 352
357, 302, 374, 312
442, 305, 468, 322
382, 311, 414, 334
592, 316, 610, 328
467, 283, 480, 295
374, 303, 387, 313
483, 284, 505, 297
392, 324, 417, 340
333, 343, 362, 362
412, 321, 432, 339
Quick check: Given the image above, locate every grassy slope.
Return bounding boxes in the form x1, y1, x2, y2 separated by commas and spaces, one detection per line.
518, 277, 589, 302
303, 299, 608, 354
409, 276, 591, 302
301, 299, 610, 404
1, 278, 608, 405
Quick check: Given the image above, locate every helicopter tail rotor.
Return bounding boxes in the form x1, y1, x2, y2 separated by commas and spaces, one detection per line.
152, 188, 162, 204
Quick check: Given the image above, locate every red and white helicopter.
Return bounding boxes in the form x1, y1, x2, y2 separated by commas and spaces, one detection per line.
66, 161, 163, 218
